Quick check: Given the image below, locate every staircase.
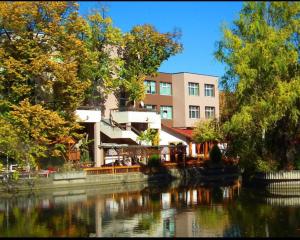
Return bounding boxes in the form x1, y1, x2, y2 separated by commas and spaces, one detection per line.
100, 119, 144, 144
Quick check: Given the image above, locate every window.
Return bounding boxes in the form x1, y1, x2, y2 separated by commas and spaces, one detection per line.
160, 82, 172, 96
160, 106, 173, 119
189, 106, 200, 119
205, 106, 215, 119
204, 84, 215, 97
188, 82, 199, 96
144, 80, 156, 94
145, 104, 156, 110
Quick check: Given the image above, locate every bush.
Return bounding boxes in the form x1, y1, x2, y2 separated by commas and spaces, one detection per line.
294, 156, 300, 170
60, 162, 74, 172
147, 154, 161, 168
209, 144, 222, 163
255, 158, 278, 172
39, 156, 64, 169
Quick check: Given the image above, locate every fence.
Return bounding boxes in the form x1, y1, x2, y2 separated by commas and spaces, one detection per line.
255, 171, 300, 181
83, 165, 141, 175
83, 160, 210, 176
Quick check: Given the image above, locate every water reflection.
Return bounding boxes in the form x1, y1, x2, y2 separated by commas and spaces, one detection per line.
1, 179, 300, 237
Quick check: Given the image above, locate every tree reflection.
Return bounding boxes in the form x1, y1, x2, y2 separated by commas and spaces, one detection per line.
0, 207, 50, 237
226, 190, 300, 237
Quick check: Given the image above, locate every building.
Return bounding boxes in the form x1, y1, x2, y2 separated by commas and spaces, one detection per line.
141, 72, 220, 157
142, 72, 219, 128
78, 72, 219, 167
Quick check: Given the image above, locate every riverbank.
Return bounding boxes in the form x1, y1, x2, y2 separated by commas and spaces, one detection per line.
0, 168, 183, 194
0, 165, 241, 194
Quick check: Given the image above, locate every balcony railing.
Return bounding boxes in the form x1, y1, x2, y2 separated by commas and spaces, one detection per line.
83, 165, 141, 175
110, 107, 158, 113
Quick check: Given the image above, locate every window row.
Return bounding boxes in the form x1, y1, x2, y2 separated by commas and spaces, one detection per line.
145, 105, 173, 119
144, 80, 215, 97
144, 81, 172, 96
144, 105, 216, 119
189, 106, 215, 119
188, 82, 215, 97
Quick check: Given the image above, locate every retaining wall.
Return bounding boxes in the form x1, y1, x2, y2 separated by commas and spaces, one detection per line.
0, 169, 184, 193
253, 170, 300, 189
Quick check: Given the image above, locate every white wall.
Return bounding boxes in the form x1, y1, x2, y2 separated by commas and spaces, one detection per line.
75, 110, 103, 166
112, 111, 161, 129
159, 129, 189, 156
192, 143, 197, 157
75, 110, 101, 123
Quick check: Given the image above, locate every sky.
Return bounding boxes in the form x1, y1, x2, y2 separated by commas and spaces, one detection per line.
79, 1, 244, 78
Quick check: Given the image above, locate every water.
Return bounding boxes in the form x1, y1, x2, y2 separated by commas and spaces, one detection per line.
1, 179, 300, 237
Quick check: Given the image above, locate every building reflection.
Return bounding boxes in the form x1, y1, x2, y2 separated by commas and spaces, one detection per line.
2, 179, 300, 237
93, 179, 241, 237
0, 180, 242, 237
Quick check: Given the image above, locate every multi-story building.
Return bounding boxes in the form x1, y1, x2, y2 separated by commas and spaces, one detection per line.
142, 72, 219, 128
141, 72, 219, 157
99, 72, 219, 162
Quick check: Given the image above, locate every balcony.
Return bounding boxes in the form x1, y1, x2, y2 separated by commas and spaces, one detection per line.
110, 107, 161, 129
75, 109, 101, 123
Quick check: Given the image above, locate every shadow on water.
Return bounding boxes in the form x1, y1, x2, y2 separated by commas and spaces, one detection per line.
1, 177, 300, 237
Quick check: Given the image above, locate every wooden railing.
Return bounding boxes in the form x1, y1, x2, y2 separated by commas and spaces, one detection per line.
84, 159, 217, 176
162, 162, 179, 169
83, 165, 141, 175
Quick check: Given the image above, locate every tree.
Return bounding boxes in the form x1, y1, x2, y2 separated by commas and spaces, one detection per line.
121, 24, 182, 104
0, 2, 93, 166
219, 90, 238, 124
7, 99, 74, 168
137, 128, 160, 146
82, 15, 183, 107
192, 119, 223, 144
215, 2, 300, 171
82, 11, 124, 107
0, 116, 22, 163
0, 2, 92, 113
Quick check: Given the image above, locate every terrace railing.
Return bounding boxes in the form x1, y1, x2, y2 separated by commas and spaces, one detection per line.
83, 165, 141, 175
110, 106, 158, 113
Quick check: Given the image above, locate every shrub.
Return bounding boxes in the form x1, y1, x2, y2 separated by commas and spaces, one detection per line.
294, 156, 300, 170
60, 162, 74, 172
255, 158, 278, 172
147, 154, 161, 168
209, 144, 222, 163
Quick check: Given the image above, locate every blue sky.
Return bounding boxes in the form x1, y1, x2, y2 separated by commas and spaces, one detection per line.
79, 1, 243, 78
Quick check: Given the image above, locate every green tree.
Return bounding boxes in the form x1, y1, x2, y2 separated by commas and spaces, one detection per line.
219, 90, 238, 124
121, 24, 182, 104
192, 119, 223, 143
137, 128, 160, 146
82, 11, 124, 107
0, 116, 21, 163
215, 2, 300, 171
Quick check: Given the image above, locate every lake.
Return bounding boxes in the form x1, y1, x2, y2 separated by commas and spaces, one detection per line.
0, 178, 300, 237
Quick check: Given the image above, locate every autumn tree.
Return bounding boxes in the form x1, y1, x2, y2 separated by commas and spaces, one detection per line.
0, 2, 93, 166
215, 2, 300, 172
